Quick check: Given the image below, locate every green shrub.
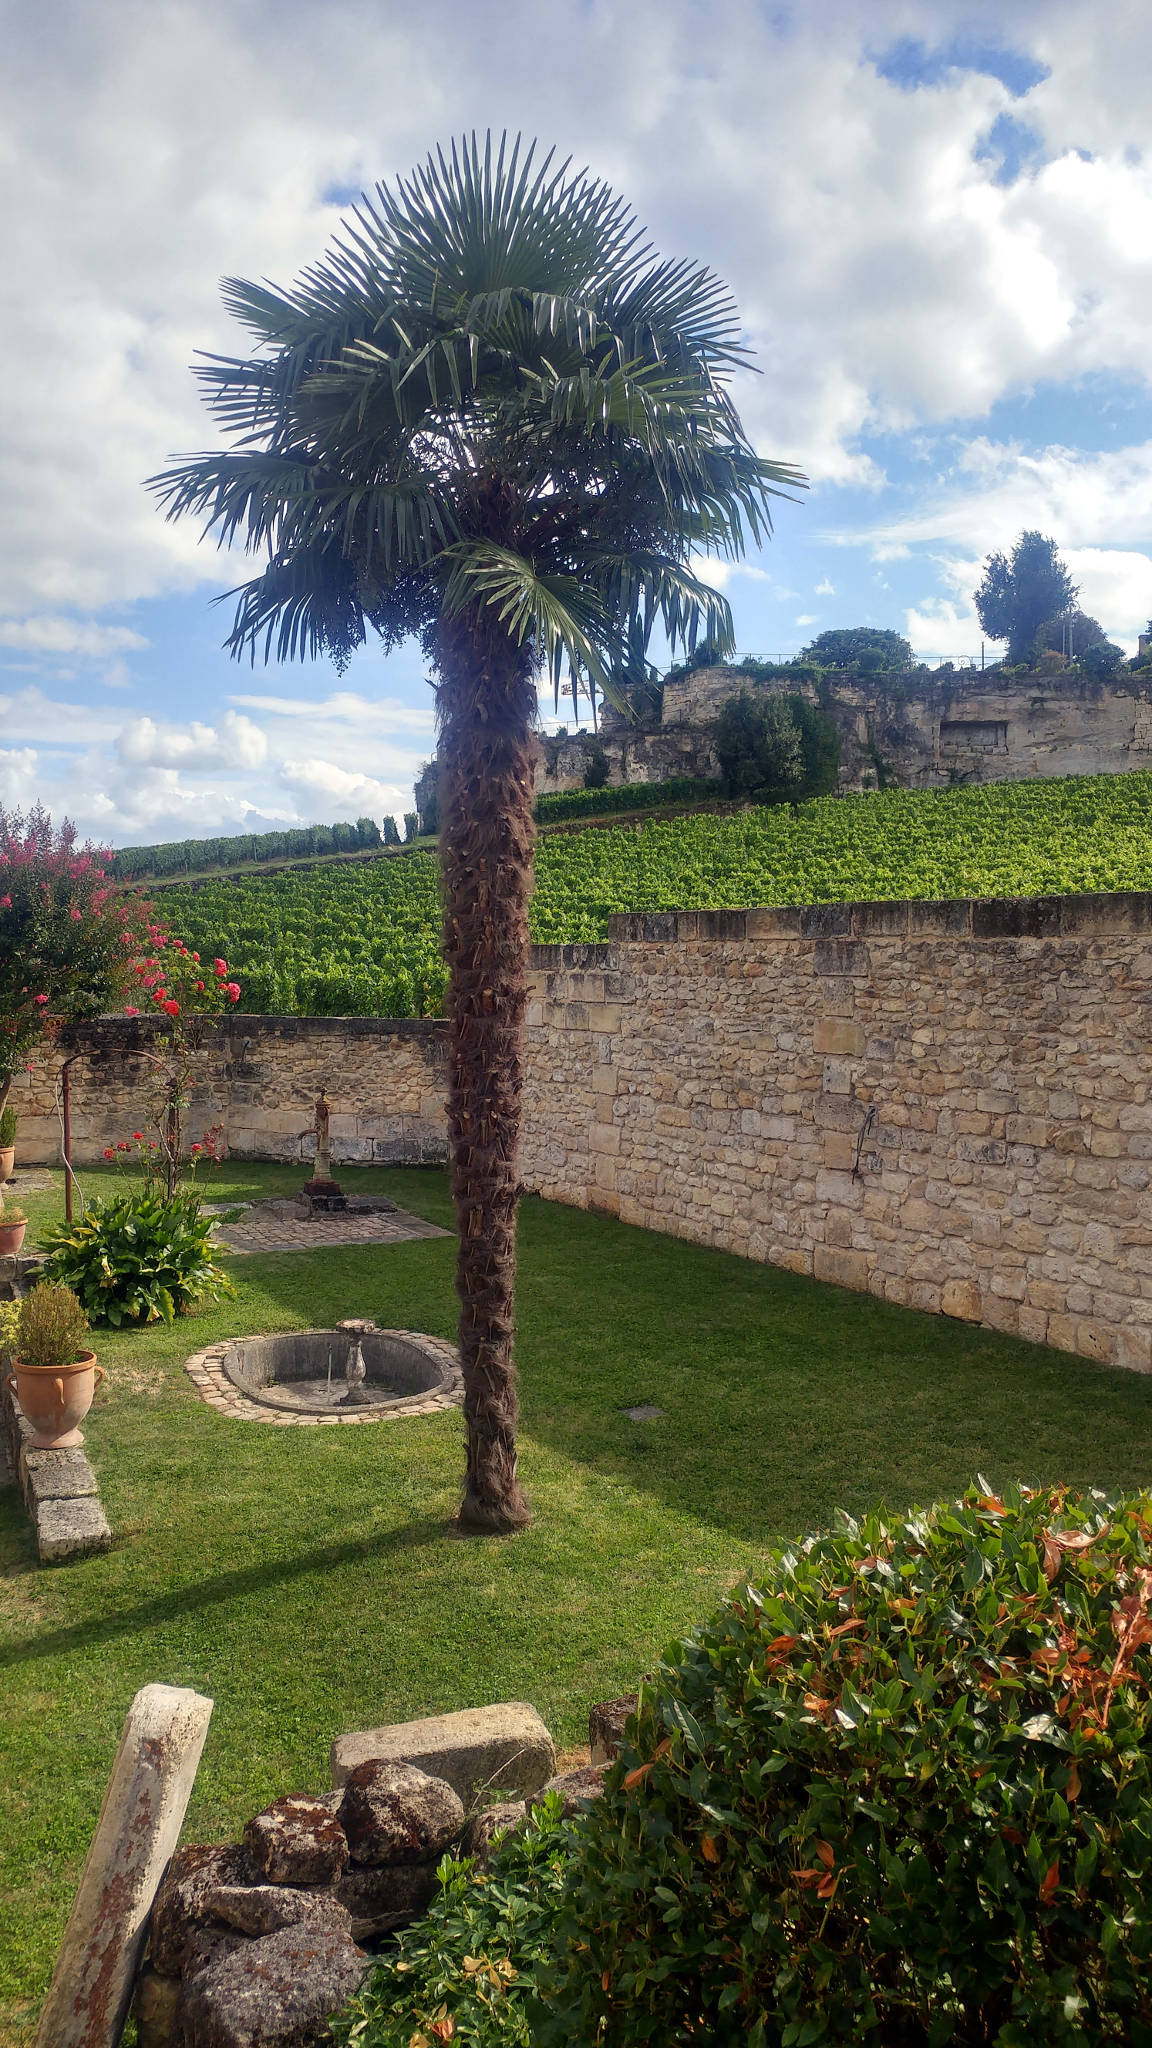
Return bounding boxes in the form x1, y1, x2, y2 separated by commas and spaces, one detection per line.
535, 776, 717, 824
538, 1482, 1152, 2047
0, 1102, 17, 1147
16, 1282, 88, 1368
583, 740, 610, 790
40, 1188, 233, 1326
0, 1298, 18, 1359
715, 690, 840, 805
334, 1798, 572, 2048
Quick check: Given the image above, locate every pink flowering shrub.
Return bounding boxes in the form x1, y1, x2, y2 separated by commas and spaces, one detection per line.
0, 803, 147, 1120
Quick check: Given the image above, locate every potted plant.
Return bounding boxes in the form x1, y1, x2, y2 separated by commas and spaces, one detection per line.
0, 1102, 16, 1184
7, 1283, 102, 1448
0, 1204, 27, 1256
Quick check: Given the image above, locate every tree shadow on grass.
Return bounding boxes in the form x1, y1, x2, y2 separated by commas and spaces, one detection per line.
222, 1181, 1152, 1552
0, 1513, 453, 1670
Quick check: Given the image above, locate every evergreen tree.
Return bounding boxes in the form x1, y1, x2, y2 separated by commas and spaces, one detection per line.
974, 532, 1077, 665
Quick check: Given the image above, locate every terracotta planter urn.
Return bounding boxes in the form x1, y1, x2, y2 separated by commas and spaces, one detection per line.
8, 1351, 104, 1448
0, 1145, 14, 1183
0, 1215, 26, 1256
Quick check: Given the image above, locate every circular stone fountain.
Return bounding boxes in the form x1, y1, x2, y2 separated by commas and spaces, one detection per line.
191, 1326, 463, 1422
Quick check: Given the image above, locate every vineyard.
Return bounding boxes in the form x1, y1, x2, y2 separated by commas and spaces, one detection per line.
157, 770, 1152, 1016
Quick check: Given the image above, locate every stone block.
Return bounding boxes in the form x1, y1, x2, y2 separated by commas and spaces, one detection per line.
203, 1883, 351, 1940
151, 1844, 255, 1976
813, 1244, 871, 1292
459, 1801, 527, 1869
332, 1703, 555, 1804
339, 1760, 464, 1867
34, 1685, 213, 2048
23, 1446, 99, 1503
527, 1764, 610, 1817
244, 1795, 349, 1887
822, 1059, 855, 1096
813, 1018, 865, 1056
334, 1862, 440, 1939
768, 1244, 814, 1277
36, 1495, 112, 1562
589, 1122, 620, 1156
745, 907, 803, 938
813, 941, 870, 979
1017, 1306, 1050, 1346
941, 1279, 982, 1322
799, 904, 851, 938
133, 1967, 182, 2048
823, 1132, 857, 1171
180, 1923, 369, 2048
1115, 1326, 1152, 1373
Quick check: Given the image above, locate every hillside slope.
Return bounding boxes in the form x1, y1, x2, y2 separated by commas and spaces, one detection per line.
158, 770, 1152, 1016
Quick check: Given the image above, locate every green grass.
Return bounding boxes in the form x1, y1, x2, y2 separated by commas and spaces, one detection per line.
6, 1164, 1152, 2040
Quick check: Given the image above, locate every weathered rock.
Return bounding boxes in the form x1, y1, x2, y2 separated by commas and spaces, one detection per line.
588, 1694, 638, 1765
243, 1794, 349, 1886
32, 1684, 213, 2048
180, 1923, 369, 2048
133, 1966, 183, 2048
151, 1843, 254, 1976
339, 1760, 463, 1867
202, 1882, 351, 1940
528, 1764, 609, 1817
460, 1801, 527, 1867
332, 1702, 555, 1803
334, 1862, 440, 1941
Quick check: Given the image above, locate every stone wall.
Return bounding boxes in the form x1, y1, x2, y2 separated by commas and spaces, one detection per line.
520, 894, 1152, 1374
12, 893, 1152, 1373
13, 1015, 450, 1170
592, 664, 1152, 794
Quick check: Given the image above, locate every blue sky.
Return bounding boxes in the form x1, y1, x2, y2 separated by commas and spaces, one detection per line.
4, 0, 1152, 843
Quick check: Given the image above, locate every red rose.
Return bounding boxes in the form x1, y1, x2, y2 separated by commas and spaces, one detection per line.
163, 998, 180, 1017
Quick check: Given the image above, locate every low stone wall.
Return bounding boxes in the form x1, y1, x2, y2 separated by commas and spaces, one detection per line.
13, 1014, 450, 1170
520, 894, 1152, 1374
10, 892, 1152, 1373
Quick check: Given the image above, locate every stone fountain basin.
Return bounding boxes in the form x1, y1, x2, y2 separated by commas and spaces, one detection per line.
221, 1329, 452, 1415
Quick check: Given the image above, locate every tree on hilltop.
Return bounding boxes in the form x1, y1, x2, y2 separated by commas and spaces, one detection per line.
974, 531, 1077, 665
150, 132, 804, 1533
799, 626, 913, 672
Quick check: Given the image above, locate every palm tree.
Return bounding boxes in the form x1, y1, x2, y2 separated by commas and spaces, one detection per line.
151, 134, 804, 1533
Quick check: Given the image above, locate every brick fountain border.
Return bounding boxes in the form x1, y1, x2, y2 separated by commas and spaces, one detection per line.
183, 1324, 464, 1427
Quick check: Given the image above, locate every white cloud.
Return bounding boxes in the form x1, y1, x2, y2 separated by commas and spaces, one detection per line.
279, 758, 408, 814
795, 614, 818, 626
0, 616, 147, 657
228, 690, 435, 732
9, 0, 1152, 838
0, 748, 39, 805
116, 710, 268, 771
6, 0, 1152, 638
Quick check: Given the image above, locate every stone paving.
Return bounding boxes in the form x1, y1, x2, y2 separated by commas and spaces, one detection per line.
184, 1330, 463, 1426
213, 1203, 450, 1257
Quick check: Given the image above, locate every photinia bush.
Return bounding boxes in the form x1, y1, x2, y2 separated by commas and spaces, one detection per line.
537, 1482, 1152, 2047
333, 1798, 574, 2048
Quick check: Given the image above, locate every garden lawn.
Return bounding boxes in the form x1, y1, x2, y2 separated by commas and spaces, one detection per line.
5, 1162, 1152, 2042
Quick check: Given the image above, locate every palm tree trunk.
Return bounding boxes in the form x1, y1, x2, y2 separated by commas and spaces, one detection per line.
436, 606, 537, 1533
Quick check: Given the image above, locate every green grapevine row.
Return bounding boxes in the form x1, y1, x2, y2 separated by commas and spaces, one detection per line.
159, 770, 1152, 1017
